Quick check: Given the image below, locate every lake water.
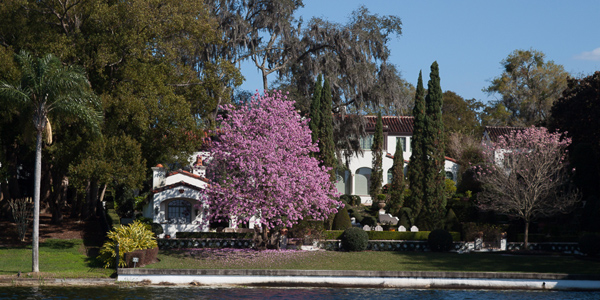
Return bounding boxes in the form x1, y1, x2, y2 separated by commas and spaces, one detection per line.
1, 287, 599, 300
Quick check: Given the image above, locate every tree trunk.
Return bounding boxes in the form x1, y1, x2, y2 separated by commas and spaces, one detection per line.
70, 188, 80, 219
81, 180, 91, 219
88, 179, 99, 218
262, 71, 268, 91
50, 175, 68, 224
524, 220, 530, 250
32, 129, 43, 273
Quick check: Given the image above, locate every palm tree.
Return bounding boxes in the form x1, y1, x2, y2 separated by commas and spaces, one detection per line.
0, 51, 102, 272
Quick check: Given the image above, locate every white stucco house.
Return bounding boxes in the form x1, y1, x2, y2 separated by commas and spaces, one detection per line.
142, 152, 212, 238
335, 116, 459, 205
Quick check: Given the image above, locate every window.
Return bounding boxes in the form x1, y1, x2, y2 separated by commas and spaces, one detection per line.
360, 135, 374, 150
355, 168, 372, 195
167, 199, 192, 223
445, 171, 454, 181
396, 137, 406, 152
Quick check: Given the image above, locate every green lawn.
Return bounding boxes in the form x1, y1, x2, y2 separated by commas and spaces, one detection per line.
151, 248, 600, 275
0, 239, 113, 278
2, 240, 599, 278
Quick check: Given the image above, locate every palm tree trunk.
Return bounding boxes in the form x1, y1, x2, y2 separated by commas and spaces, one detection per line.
32, 129, 42, 272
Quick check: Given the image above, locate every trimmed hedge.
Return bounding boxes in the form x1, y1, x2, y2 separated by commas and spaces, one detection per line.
322, 230, 460, 241
176, 232, 254, 239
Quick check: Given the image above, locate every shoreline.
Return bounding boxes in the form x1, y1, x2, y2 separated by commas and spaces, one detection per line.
2, 269, 600, 290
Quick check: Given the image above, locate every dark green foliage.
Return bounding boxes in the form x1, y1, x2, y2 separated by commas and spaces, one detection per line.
332, 206, 352, 230
319, 77, 337, 182
340, 194, 361, 207
151, 223, 164, 237
370, 112, 384, 197
406, 71, 426, 220
428, 229, 453, 252
322, 230, 459, 241
309, 75, 323, 145
114, 185, 135, 218
578, 234, 600, 256
389, 140, 405, 215
420, 62, 447, 230
341, 227, 369, 251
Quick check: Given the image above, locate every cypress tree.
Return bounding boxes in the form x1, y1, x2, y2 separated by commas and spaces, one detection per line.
319, 77, 337, 182
420, 61, 446, 230
370, 112, 384, 198
388, 138, 405, 216
309, 75, 323, 145
406, 71, 426, 220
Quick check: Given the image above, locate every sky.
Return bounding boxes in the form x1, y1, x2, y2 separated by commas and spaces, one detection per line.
239, 0, 600, 104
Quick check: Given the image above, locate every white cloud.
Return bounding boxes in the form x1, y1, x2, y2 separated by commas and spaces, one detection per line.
575, 47, 600, 61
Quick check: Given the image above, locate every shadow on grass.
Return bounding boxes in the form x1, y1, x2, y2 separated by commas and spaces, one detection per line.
42, 239, 77, 249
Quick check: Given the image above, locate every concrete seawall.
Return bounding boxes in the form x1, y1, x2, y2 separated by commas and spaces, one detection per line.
118, 269, 600, 290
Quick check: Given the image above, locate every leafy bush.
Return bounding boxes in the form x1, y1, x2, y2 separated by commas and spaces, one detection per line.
341, 227, 368, 251
332, 206, 352, 230
428, 229, 453, 252
579, 233, 600, 256
98, 220, 158, 268
151, 223, 164, 236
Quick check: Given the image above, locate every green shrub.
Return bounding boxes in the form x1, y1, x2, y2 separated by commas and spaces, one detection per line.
428, 229, 453, 252
579, 233, 600, 256
332, 206, 352, 230
151, 223, 164, 236
98, 220, 158, 268
341, 227, 368, 251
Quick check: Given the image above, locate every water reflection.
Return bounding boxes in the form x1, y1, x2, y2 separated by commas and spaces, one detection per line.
0, 287, 599, 300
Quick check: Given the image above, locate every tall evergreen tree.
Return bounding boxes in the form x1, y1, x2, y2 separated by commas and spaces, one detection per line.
388, 139, 405, 215
309, 75, 323, 145
319, 77, 337, 182
370, 112, 384, 198
420, 61, 446, 230
406, 71, 426, 220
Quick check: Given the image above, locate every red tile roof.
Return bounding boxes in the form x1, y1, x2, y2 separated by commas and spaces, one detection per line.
364, 116, 414, 135
484, 126, 527, 142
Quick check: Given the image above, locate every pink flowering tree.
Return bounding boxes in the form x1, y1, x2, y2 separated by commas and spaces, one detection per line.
475, 127, 578, 249
203, 91, 341, 248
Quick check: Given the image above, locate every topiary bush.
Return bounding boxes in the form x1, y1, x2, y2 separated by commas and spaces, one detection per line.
332, 206, 352, 230
98, 220, 158, 268
579, 233, 600, 256
341, 227, 368, 251
428, 229, 453, 252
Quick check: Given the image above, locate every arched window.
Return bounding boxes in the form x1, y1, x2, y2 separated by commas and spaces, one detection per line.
355, 168, 371, 195
445, 171, 455, 181
167, 199, 192, 224
335, 170, 351, 195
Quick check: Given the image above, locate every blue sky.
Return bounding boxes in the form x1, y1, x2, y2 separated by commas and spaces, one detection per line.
239, 0, 600, 104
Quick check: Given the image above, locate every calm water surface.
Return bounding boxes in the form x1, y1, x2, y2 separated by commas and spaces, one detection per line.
1, 287, 599, 300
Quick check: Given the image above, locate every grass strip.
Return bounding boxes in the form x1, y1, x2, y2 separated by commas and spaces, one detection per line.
0, 239, 113, 278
